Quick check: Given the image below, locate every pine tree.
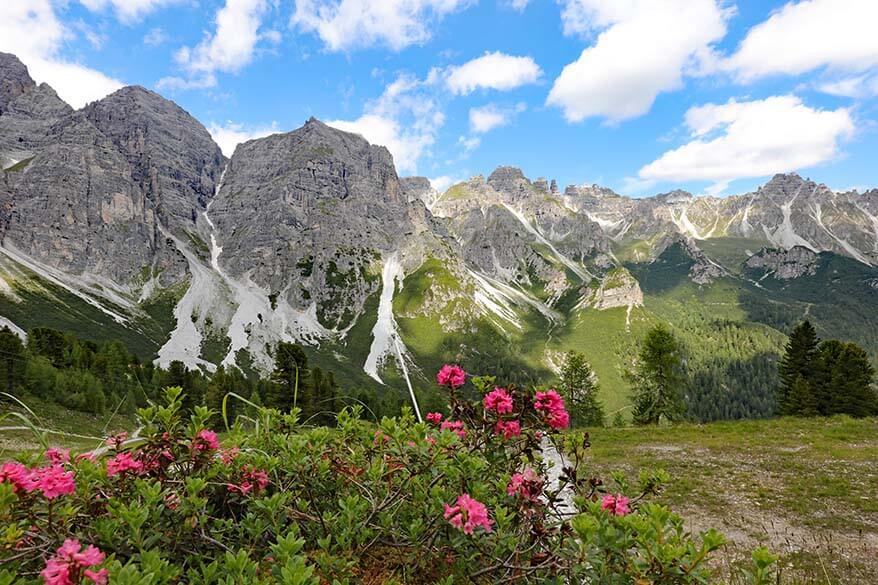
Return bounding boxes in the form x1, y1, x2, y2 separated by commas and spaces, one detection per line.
821, 341, 877, 417
786, 375, 818, 416
559, 351, 605, 427
778, 321, 819, 413
626, 324, 685, 425
0, 327, 25, 396
269, 342, 310, 413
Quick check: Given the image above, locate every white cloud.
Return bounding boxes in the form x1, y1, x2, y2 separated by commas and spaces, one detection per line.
547, 0, 729, 122
818, 75, 878, 99
327, 74, 444, 174
144, 27, 169, 47
458, 135, 480, 152
0, 0, 123, 108
725, 0, 878, 83
207, 121, 280, 157
429, 175, 462, 192
79, 0, 183, 23
638, 96, 854, 190
468, 102, 525, 133
291, 0, 471, 52
505, 0, 529, 11
443, 52, 542, 95
161, 0, 272, 89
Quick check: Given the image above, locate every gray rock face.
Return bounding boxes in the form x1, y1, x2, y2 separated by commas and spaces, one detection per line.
83, 86, 225, 230
3, 112, 158, 283
587, 267, 643, 309
432, 170, 608, 300
0, 53, 34, 115
208, 118, 454, 329
400, 176, 438, 207
0, 54, 72, 168
745, 246, 819, 280
0, 65, 224, 289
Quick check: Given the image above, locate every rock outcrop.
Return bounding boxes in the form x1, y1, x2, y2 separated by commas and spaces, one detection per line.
745, 246, 819, 280
0, 53, 72, 168
587, 267, 643, 310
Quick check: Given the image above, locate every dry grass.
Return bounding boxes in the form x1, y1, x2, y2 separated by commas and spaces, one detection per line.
585, 416, 878, 584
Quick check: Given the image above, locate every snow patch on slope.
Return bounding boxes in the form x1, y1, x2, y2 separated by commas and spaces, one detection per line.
0, 316, 27, 340
469, 269, 560, 328
810, 203, 872, 265
364, 252, 407, 384
0, 244, 131, 324
764, 190, 817, 251
501, 203, 593, 281
155, 229, 220, 372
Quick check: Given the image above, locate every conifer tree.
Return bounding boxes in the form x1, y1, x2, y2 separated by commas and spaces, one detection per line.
269, 342, 311, 413
626, 324, 685, 425
0, 326, 25, 395
559, 351, 605, 427
786, 375, 818, 416
817, 341, 877, 417
778, 321, 819, 413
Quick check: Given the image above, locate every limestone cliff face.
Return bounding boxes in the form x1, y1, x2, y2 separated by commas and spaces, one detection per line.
83, 86, 225, 232
745, 246, 819, 280
0, 57, 224, 290
0, 53, 72, 169
207, 118, 457, 330
431, 168, 608, 302
585, 267, 643, 310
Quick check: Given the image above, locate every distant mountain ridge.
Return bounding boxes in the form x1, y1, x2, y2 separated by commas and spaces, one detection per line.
1, 51, 876, 416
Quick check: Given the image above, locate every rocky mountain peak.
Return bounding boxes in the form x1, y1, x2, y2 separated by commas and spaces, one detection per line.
745, 246, 819, 280
0, 52, 35, 115
83, 84, 225, 226
487, 166, 528, 193
657, 189, 694, 203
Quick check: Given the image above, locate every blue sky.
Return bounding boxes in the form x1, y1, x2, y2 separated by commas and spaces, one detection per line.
5, 0, 878, 197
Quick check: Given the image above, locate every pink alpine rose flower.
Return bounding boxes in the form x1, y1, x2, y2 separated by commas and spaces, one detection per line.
425, 412, 443, 425
45, 448, 70, 465
444, 493, 493, 534
40, 539, 107, 585
507, 468, 542, 502
106, 452, 144, 477
493, 420, 521, 440
192, 429, 220, 451
601, 493, 631, 516
0, 461, 36, 494
32, 465, 75, 499
534, 390, 570, 430
483, 388, 513, 414
440, 420, 466, 439
436, 364, 466, 389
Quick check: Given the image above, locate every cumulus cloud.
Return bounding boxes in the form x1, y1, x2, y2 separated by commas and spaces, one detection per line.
144, 28, 169, 47
638, 96, 854, 191
327, 74, 444, 174
78, 0, 183, 23
468, 102, 525, 133
207, 121, 280, 157
505, 0, 530, 12
443, 52, 542, 95
818, 74, 878, 99
159, 0, 273, 89
291, 0, 471, 52
547, 0, 729, 122
0, 0, 123, 108
429, 175, 463, 192
725, 0, 878, 83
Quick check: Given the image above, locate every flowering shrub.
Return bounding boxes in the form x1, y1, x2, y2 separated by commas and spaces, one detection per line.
0, 371, 777, 583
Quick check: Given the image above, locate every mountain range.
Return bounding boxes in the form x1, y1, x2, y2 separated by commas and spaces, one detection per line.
2, 51, 876, 418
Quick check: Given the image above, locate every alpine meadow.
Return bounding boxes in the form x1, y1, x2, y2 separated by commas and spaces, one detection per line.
1, 0, 878, 583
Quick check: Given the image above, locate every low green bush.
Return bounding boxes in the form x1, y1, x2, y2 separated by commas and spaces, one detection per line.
0, 366, 776, 583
